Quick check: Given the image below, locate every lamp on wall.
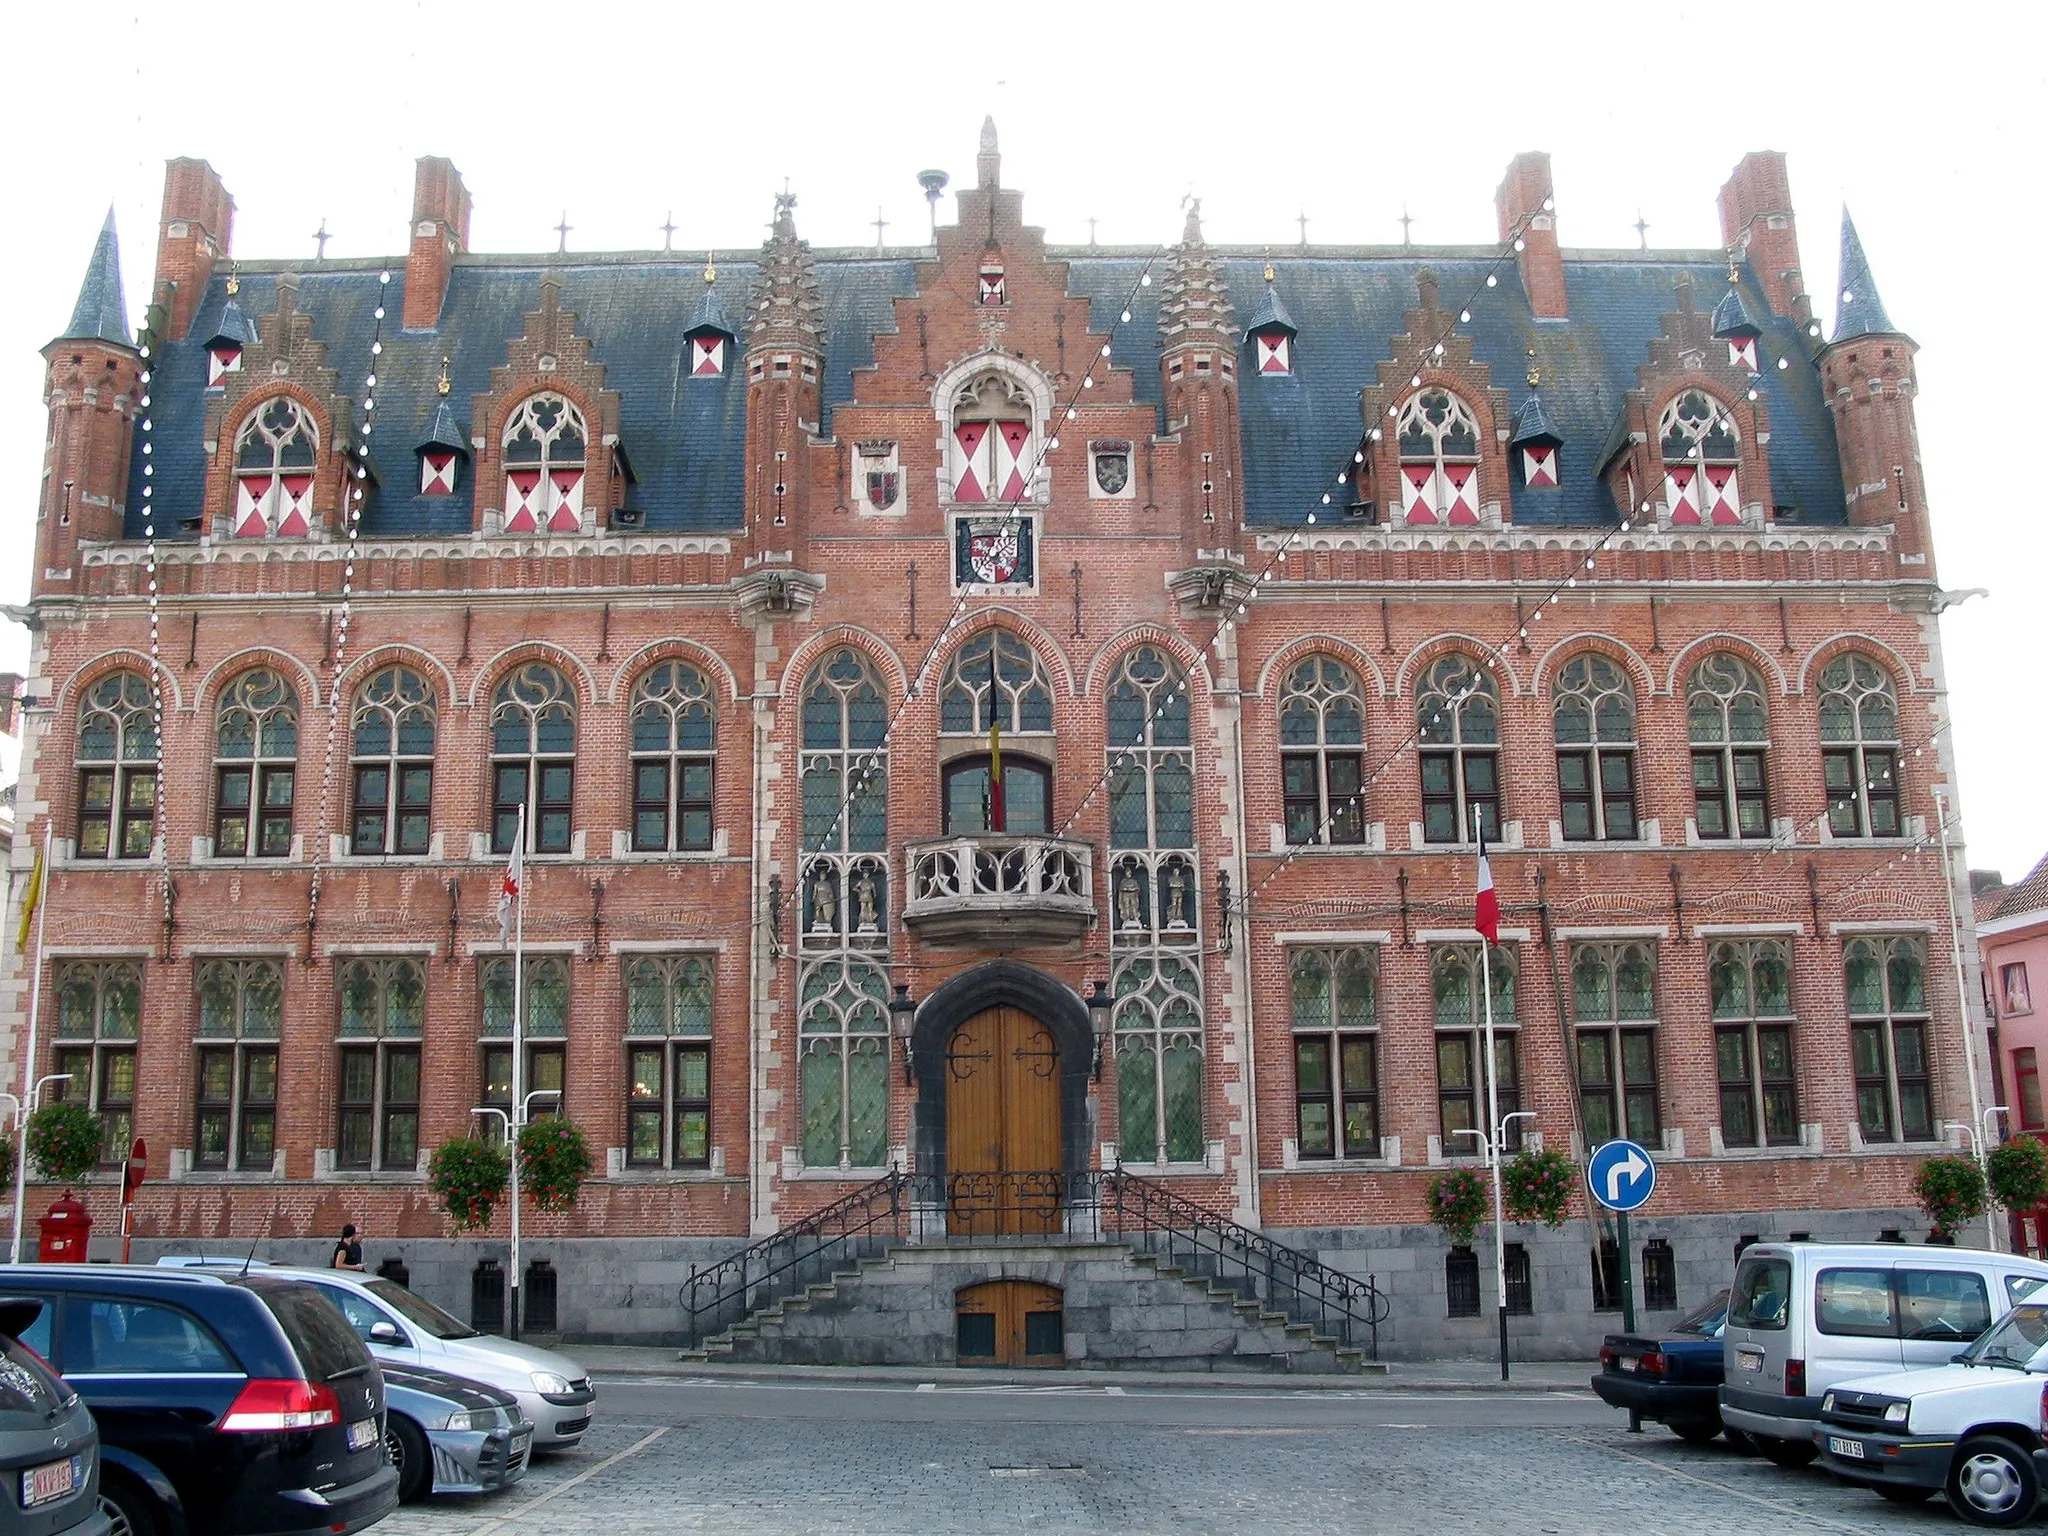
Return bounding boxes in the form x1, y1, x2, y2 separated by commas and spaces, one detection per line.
1087, 981, 1113, 1080
889, 983, 918, 1084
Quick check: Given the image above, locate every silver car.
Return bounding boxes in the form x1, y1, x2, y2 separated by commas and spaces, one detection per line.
249, 1269, 595, 1452
381, 1363, 531, 1501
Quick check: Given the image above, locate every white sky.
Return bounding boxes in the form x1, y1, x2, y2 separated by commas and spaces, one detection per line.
2, 0, 2042, 880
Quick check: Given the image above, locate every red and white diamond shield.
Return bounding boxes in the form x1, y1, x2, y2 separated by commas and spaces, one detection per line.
505, 470, 543, 533
1706, 465, 1741, 524
1401, 463, 1437, 524
1523, 446, 1558, 489
273, 474, 313, 537
952, 423, 989, 502
1664, 465, 1702, 525
1442, 463, 1479, 525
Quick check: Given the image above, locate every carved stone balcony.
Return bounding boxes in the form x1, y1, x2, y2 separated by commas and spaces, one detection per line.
901, 835, 1095, 946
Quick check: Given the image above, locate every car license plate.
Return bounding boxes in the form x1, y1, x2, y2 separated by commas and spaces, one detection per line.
346, 1418, 379, 1452
21, 1455, 80, 1508
511, 1431, 531, 1463
1612, 1355, 1636, 1373
1736, 1347, 1763, 1373
1828, 1436, 1866, 1460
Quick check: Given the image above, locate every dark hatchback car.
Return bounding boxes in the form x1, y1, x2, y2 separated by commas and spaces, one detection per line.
0, 1267, 397, 1536
0, 1297, 108, 1536
1590, 1290, 1734, 1443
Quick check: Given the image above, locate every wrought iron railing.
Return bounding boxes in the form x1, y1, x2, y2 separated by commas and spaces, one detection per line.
1101, 1168, 1388, 1360
681, 1166, 1389, 1360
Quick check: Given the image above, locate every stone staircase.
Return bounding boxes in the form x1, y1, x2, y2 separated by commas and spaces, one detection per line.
679, 1238, 1369, 1373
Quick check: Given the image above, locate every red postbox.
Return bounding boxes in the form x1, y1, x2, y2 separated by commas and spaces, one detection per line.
37, 1194, 92, 1263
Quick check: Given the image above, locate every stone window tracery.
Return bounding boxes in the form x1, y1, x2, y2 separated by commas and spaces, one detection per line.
1687, 655, 1770, 840
1279, 657, 1365, 846
799, 957, 890, 1169
1819, 655, 1901, 839
501, 392, 588, 534
337, 957, 424, 1170
232, 396, 318, 539
1113, 953, 1205, 1166
76, 671, 158, 860
626, 956, 714, 1169
1417, 655, 1499, 844
631, 662, 716, 853
1659, 389, 1742, 526
195, 958, 282, 1171
1553, 656, 1638, 842
350, 666, 436, 856
214, 668, 299, 859
948, 372, 1035, 505
1396, 388, 1482, 525
491, 663, 575, 854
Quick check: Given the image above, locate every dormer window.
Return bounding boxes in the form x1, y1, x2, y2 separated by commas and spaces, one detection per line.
690, 335, 725, 376
949, 372, 1034, 504
208, 343, 242, 387
204, 296, 257, 389
1509, 396, 1561, 491
1254, 332, 1291, 374
1659, 389, 1741, 526
1243, 271, 1298, 376
416, 401, 467, 497
1396, 389, 1482, 526
233, 397, 317, 539
502, 392, 587, 534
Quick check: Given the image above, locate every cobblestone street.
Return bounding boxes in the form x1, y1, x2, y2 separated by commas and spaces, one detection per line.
381, 1377, 1955, 1534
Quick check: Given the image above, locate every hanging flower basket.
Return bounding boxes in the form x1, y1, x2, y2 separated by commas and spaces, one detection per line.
1503, 1148, 1576, 1229
517, 1119, 593, 1215
26, 1103, 102, 1185
0, 1132, 15, 1192
1913, 1154, 1987, 1240
1989, 1135, 2048, 1214
1426, 1168, 1489, 1246
429, 1136, 510, 1234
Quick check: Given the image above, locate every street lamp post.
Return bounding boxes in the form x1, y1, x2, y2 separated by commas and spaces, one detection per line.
7, 1072, 73, 1266
472, 1087, 558, 1341
1455, 1109, 1536, 1381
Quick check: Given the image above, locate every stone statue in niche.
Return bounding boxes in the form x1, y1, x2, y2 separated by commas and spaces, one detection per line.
1117, 870, 1143, 930
811, 867, 837, 932
853, 868, 879, 931
1164, 863, 1189, 928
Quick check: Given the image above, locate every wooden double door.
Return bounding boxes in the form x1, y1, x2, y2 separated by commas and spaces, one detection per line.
944, 1006, 1063, 1236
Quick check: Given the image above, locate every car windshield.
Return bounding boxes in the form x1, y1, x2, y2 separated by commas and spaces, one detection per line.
1960, 1302, 2048, 1372
1674, 1289, 1730, 1337
365, 1278, 478, 1340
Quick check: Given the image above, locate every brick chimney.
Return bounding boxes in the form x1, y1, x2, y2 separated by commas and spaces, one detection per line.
1495, 152, 1566, 320
1717, 152, 1804, 318
404, 157, 471, 331
151, 158, 233, 343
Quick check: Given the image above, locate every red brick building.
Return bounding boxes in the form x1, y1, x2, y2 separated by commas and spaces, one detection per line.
3, 125, 1989, 1353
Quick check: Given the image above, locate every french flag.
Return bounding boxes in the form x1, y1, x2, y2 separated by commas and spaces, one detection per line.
1474, 823, 1499, 946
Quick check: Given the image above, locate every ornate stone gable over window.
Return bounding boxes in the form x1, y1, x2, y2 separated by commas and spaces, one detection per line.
470, 278, 623, 537
204, 272, 345, 542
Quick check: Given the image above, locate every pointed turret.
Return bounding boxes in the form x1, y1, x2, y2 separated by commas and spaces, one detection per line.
1831, 209, 1897, 342
1156, 201, 1236, 354
977, 116, 1001, 190
57, 209, 132, 347
748, 193, 824, 355
745, 191, 824, 545
1156, 201, 1243, 534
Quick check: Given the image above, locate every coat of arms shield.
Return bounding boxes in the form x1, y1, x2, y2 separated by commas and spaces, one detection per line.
1094, 448, 1130, 496
855, 440, 902, 514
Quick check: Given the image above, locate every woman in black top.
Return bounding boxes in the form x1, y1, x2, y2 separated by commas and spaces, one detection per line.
332, 1223, 364, 1271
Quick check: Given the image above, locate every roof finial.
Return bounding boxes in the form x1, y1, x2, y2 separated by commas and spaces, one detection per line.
704, 251, 717, 285
225, 262, 240, 297
437, 355, 451, 396
1181, 194, 1202, 246
977, 116, 1001, 190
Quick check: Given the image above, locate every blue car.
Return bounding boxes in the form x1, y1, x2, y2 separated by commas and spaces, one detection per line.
1590, 1290, 1734, 1444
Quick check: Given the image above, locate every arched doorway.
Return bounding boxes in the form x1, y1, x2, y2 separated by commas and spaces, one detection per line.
945, 1006, 1061, 1236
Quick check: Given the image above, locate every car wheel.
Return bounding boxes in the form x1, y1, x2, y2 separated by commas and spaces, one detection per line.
97, 1473, 164, 1536
1721, 1426, 1757, 1454
1875, 1483, 1936, 1504
386, 1413, 432, 1503
1755, 1434, 1818, 1468
1669, 1420, 1722, 1445
1946, 1436, 2039, 1528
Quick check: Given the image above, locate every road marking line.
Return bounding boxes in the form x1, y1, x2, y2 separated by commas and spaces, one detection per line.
916, 1382, 937, 1392
1566, 1436, 1884, 1535
459, 1426, 670, 1535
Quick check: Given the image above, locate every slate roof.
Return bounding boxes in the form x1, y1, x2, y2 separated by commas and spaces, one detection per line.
1711, 285, 1760, 340
1242, 279, 1298, 338
116, 238, 1848, 540
60, 210, 132, 349
1831, 209, 1896, 343
1510, 394, 1561, 447
203, 297, 258, 350
1987, 852, 2048, 924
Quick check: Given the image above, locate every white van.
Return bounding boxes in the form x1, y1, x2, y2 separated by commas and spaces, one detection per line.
1720, 1242, 2048, 1466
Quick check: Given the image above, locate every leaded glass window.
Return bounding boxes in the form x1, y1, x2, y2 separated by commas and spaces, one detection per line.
335, 958, 424, 1171
491, 663, 575, 854
350, 666, 435, 856
630, 662, 716, 853
194, 958, 281, 1171
801, 649, 887, 855
940, 630, 1052, 734
1709, 939, 1798, 1148
1280, 657, 1366, 846
75, 671, 158, 859
52, 961, 140, 1165
1688, 655, 1770, 840
1845, 936, 1935, 1144
798, 958, 890, 1168
480, 955, 570, 1038
1570, 942, 1659, 1146
214, 669, 298, 859
1432, 945, 1519, 1152
1554, 655, 1637, 842
1395, 388, 1482, 525
1819, 655, 1902, 839
1659, 389, 1742, 526
1106, 647, 1192, 851
1290, 948, 1380, 1160
1113, 953, 1205, 1165
1418, 655, 1499, 844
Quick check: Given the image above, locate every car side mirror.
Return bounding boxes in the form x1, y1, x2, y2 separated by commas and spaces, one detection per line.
368, 1321, 404, 1344
1952, 1352, 1971, 1365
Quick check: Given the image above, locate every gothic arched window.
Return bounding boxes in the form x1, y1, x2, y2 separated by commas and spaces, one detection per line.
1396, 389, 1481, 525
1113, 953, 1205, 1166
631, 662, 716, 852
939, 631, 1053, 835
350, 666, 436, 856
1417, 655, 1499, 844
1553, 655, 1638, 842
491, 663, 575, 853
76, 671, 157, 859
1279, 657, 1365, 846
1687, 654, 1770, 840
232, 396, 317, 538
502, 392, 588, 534
1107, 646, 1192, 852
948, 372, 1035, 505
214, 668, 299, 858
1659, 389, 1742, 526
1819, 655, 1902, 839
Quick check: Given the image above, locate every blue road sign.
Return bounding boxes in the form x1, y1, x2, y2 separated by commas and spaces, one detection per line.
1586, 1138, 1657, 1213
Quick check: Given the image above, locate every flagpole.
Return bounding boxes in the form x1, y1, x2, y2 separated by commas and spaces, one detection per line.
509, 803, 526, 1340
1475, 808, 1508, 1382
10, 823, 53, 1265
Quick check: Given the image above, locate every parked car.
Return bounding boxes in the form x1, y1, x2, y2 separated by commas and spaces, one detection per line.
1590, 1289, 1732, 1443
1818, 1297, 2048, 1527
0, 1265, 398, 1536
1720, 1242, 2048, 1469
379, 1364, 531, 1503
0, 1296, 109, 1536
254, 1269, 593, 1453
